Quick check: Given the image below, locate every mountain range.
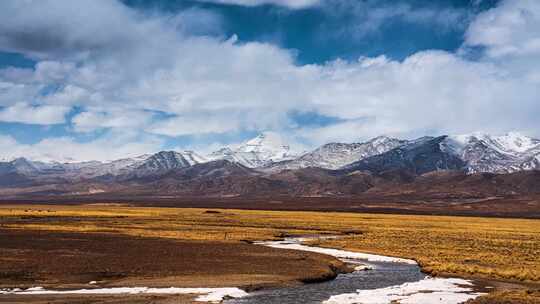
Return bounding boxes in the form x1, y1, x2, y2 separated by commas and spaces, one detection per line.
1, 131, 540, 199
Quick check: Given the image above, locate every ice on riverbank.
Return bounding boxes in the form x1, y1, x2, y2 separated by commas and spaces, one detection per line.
0, 286, 248, 303
353, 265, 373, 271
257, 239, 417, 265
323, 277, 483, 304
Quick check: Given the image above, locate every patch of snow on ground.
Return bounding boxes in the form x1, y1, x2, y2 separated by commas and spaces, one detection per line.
0, 287, 248, 303
323, 277, 483, 304
353, 265, 373, 271
256, 239, 417, 265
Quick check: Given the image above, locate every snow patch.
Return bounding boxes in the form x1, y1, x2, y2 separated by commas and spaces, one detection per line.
0, 287, 248, 303
323, 277, 483, 304
256, 239, 417, 265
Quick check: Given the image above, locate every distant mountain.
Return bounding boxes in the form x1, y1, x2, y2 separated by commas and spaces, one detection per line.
133, 151, 207, 177
342, 133, 540, 176
2, 132, 540, 199
0, 151, 206, 181
267, 136, 408, 171
142, 160, 258, 195
366, 169, 540, 199
342, 136, 465, 175
108, 160, 378, 197
442, 132, 540, 174
9, 158, 43, 175
208, 132, 298, 168
0, 161, 35, 187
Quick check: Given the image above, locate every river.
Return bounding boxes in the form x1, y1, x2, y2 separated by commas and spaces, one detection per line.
226, 237, 483, 304
0, 236, 485, 304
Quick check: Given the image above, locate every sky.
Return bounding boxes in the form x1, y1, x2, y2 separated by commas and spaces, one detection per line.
0, 0, 539, 162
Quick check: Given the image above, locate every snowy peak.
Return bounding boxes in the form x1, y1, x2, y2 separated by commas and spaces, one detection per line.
178, 150, 208, 166
362, 136, 410, 156
266, 135, 408, 171
343, 136, 466, 175
440, 132, 540, 174
136, 151, 207, 175
208, 132, 298, 168
236, 132, 294, 160
500, 132, 540, 152
343, 133, 540, 176
447, 132, 540, 155
10, 158, 40, 174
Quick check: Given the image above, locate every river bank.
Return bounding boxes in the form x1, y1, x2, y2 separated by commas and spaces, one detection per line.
0, 229, 349, 303
225, 237, 484, 304
1, 235, 485, 304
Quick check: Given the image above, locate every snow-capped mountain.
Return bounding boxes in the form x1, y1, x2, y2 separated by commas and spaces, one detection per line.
267, 136, 408, 171
208, 132, 298, 168
343, 136, 466, 175
0, 151, 207, 179
2, 132, 540, 185
134, 151, 207, 176
8, 158, 44, 175
441, 132, 540, 174
64, 154, 152, 178
342, 132, 540, 176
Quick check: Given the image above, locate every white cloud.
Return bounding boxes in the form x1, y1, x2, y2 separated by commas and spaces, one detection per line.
149, 115, 241, 137
0, 103, 70, 124
322, 1, 471, 39
195, 0, 320, 9
465, 0, 540, 58
72, 109, 154, 133
0, 0, 539, 160
0, 132, 163, 162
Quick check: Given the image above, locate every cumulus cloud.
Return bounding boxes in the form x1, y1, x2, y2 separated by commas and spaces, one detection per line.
0, 103, 70, 124
0, 0, 223, 61
72, 109, 154, 133
0, 0, 539, 160
465, 0, 540, 58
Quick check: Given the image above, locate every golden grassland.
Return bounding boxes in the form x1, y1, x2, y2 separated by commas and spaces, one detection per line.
1, 204, 539, 301
467, 289, 540, 304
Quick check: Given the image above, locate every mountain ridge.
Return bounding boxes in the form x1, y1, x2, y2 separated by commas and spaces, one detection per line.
2, 132, 540, 199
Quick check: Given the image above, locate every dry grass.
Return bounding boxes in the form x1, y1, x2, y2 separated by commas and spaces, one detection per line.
467, 289, 540, 303
1, 204, 539, 292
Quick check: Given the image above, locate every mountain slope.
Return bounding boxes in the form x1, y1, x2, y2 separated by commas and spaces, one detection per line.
366, 170, 540, 198
442, 132, 540, 174
131, 151, 207, 177
0, 161, 35, 187
267, 136, 408, 171
117, 161, 378, 197
342, 136, 466, 175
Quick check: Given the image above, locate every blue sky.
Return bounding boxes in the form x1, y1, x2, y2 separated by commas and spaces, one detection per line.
125, 0, 495, 63
0, 0, 539, 161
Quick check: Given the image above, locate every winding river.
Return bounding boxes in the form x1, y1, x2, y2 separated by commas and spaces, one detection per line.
1, 236, 485, 303
226, 237, 483, 304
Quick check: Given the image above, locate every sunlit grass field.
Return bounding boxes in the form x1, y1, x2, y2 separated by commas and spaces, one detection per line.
1, 204, 539, 301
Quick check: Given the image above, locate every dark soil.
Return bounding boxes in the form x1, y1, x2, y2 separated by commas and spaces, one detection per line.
0, 229, 347, 290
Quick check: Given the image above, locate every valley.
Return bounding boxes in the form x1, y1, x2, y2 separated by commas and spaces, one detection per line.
2, 133, 540, 303
0, 205, 539, 303
3, 1, 540, 303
